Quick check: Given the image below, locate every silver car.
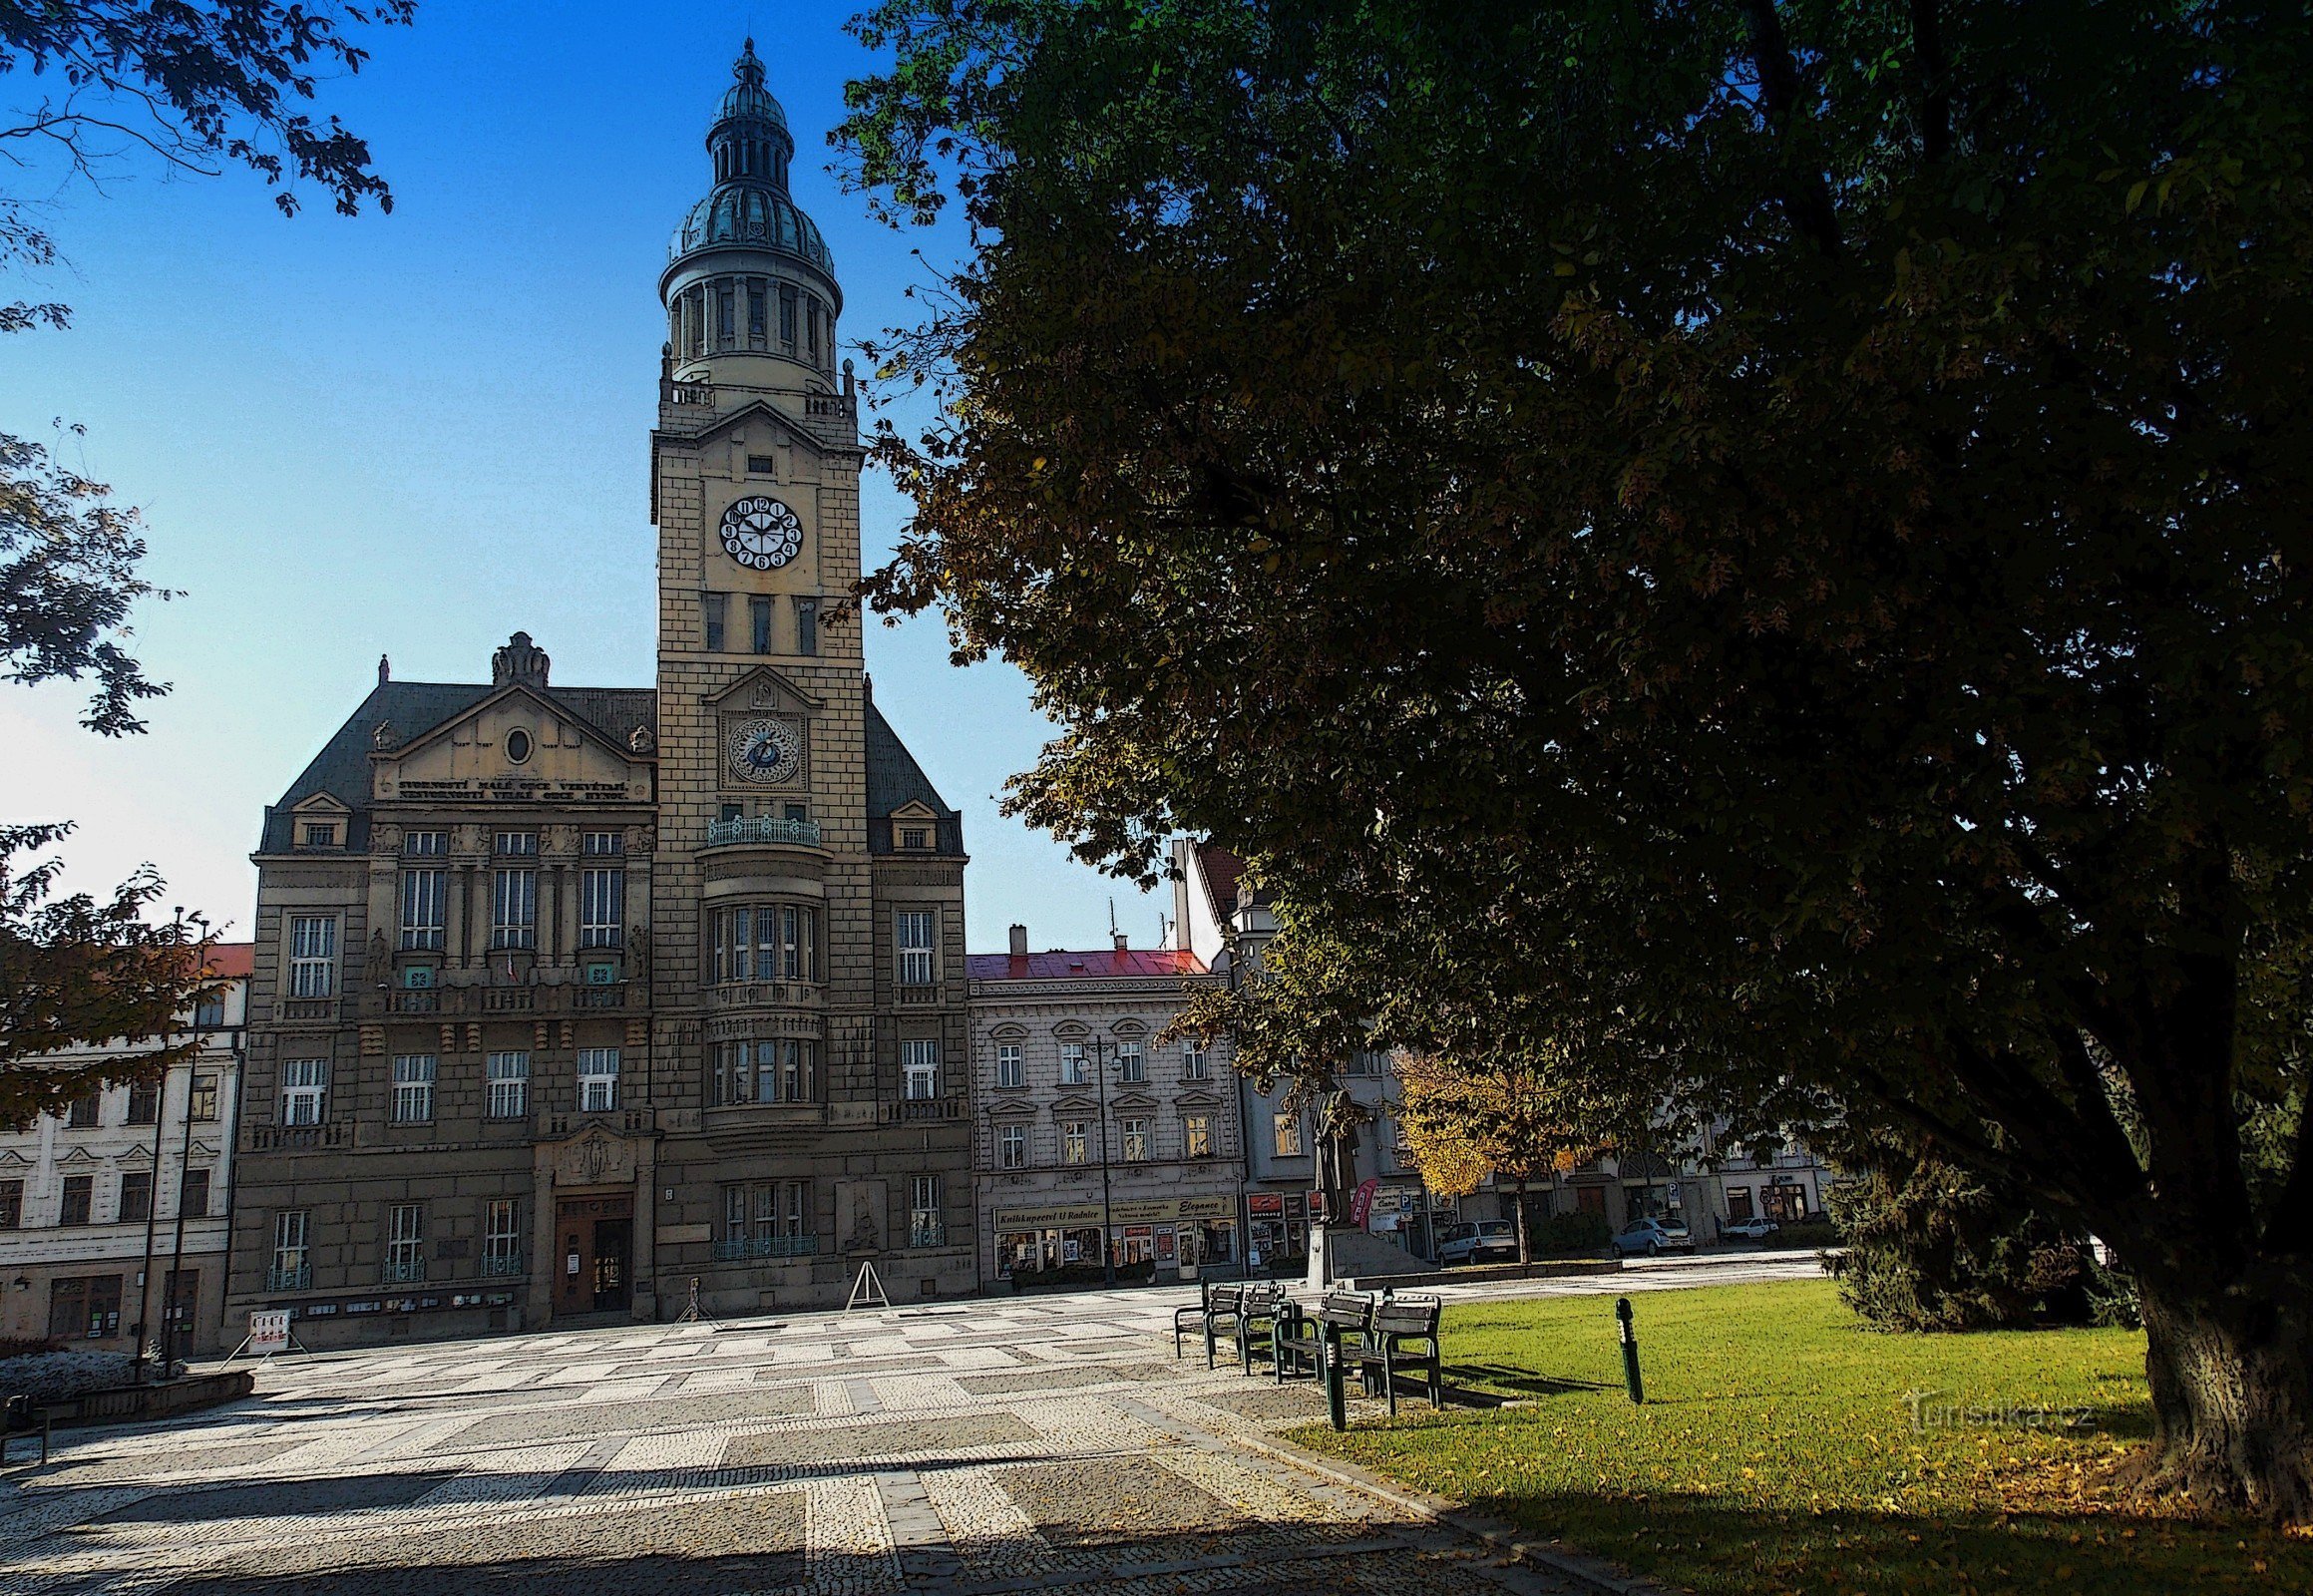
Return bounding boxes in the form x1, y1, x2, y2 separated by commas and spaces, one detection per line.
1613, 1217, 1696, 1256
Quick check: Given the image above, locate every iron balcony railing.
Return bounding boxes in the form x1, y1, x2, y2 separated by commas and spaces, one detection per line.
711, 1234, 822, 1262
265, 1264, 311, 1292
705, 815, 822, 848
382, 1258, 427, 1285
481, 1252, 525, 1277
909, 1220, 947, 1249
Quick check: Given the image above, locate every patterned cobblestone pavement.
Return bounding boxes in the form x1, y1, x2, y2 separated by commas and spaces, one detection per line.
0, 1269, 1809, 1595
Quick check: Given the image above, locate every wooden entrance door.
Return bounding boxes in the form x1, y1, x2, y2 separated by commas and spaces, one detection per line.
555, 1192, 634, 1316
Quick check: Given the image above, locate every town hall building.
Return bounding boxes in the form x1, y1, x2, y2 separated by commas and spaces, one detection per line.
223, 44, 974, 1344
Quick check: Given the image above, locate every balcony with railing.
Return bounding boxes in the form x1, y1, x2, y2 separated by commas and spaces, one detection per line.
704, 815, 823, 849
250, 1123, 348, 1153
382, 1258, 427, 1285
366, 980, 632, 1019
710, 1234, 822, 1263
884, 1097, 965, 1124
481, 1252, 525, 1277
908, 1219, 947, 1249
265, 1264, 311, 1292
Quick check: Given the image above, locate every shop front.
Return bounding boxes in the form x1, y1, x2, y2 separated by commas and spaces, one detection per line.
1247, 1191, 1309, 1268
994, 1195, 1240, 1279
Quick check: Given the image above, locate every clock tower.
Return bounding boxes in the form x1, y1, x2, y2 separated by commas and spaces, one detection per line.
647, 41, 972, 1309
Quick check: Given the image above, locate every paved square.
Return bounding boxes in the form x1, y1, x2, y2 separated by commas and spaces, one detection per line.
0, 1270, 1816, 1595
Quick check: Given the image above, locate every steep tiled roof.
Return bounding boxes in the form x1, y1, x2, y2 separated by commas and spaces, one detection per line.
258, 681, 657, 853
965, 948, 1209, 982
1195, 842, 1248, 925
202, 943, 255, 979
866, 697, 964, 855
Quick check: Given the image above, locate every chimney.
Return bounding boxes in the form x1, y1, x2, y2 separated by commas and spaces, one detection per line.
1007, 924, 1028, 958
1113, 931, 1129, 952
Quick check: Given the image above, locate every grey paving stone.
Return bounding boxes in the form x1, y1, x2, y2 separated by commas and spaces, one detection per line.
721, 1411, 1035, 1467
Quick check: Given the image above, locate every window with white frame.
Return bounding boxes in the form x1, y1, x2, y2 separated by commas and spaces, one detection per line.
495, 830, 537, 856
287, 916, 336, 998
896, 910, 935, 986
279, 1059, 328, 1125
486, 1051, 530, 1119
385, 1203, 424, 1279
709, 1038, 817, 1105
1185, 1114, 1213, 1159
997, 1124, 1027, 1169
995, 1042, 1023, 1089
1117, 1041, 1145, 1083
390, 1054, 436, 1123
1058, 1043, 1088, 1086
400, 868, 446, 951
901, 1039, 940, 1100
581, 830, 622, 856
1274, 1112, 1304, 1157
1061, 1120, 1089, 1165
710, 904, 817, 984
576, 1048, 620, 1113
404, 829, 448, 857
484, 1198, 522, 1273
910, 1174, 943, 1247
1121, 1117, 1150, 1161
1182, 1042, 1211, 1081
491, 867, 538, 949
270, 1210, 308, 1282
578, 866, 623, 949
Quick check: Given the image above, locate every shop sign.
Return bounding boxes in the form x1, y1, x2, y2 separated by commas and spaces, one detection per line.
994, 1203, 1108, 1230
1248, 1193, 1285, 1216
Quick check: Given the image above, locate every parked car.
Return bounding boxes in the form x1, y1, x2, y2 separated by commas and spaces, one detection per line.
1435, 1219, 1520, 1266
1721, 1215, 1781, 1242
1612, 1217, 1697, 1257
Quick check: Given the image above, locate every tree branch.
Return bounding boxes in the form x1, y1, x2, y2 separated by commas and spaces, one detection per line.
1740, 0, 1843, 258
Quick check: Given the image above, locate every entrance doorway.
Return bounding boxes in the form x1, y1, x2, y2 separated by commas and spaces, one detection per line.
555, 1192, 633, 1316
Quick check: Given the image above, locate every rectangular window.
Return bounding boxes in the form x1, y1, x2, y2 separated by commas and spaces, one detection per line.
747, 453, 775, 475
495, 831, 538, 857
750, 595, 773, 653
779, 282, 798, 348
896, 911, 936, 987
401, 867, 447, 951
194, 993, 226, 1028
48, 1276, 123, 1341
910, 1174, 943, 1248
995, 1043, 1023, 1089
1182, 1043, 1210, 1082
492, 868, 538, 949
794, 597, 818, 656
1121, 1118, 1150, 1161
1185, 1114, 1213, 1159
385, 1203, 424, 1281
404, 829, 448, 857
300, 822, 337, 848
901, 1038, 940, 1100
0, 1179, 20, 1229
1274, 1113, 1304, 1157
747, 278, 768, 344
271, 1210, 309, 1285
807, 297, 823, 363
1117, 1042, 1145, 1083
998, 1124, 1026, 1169
487, 1051, 530, 1119
703, 591, 727, 650
65, 1092, 99, 1128
118, 1170, 154, 1224
180, 1166, 210, 1219
280, 1058, 329, 1126
126, 1079, 161, 1125
60, 1174, 93, 1226
288, 915, 336, 998
1058, 1043, 1087, 1086
716, 284, 735, 343
582, 830, 622, 856
484, 1198, 522, 1274
390, 1054, 437, 1123
577, 1047, 620, 1113
579, 867, 624, 949
900, 826, 929, 850
779, 905, 815, 981
1061, 1120, 1088, 1166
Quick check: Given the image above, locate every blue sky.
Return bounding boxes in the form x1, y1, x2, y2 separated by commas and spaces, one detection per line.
0, 0, 1167, 954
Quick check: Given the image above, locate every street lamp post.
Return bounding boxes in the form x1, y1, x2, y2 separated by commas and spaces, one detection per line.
1090, 1035, 1116, 1287
162, 912, 215, 1374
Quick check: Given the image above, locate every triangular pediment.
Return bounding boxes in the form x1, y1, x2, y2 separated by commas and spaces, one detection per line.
889, 799, 939, 822
56, 1145, 99, 1165
373, 684, 651, 804
1111, 1090, 1160, 1112
690, 398, 829, 454
0, 1148, 30, 1168
987, 1100, 1040, 1121
1050, 1092, 1101, 1115
1174, 1089, 1225, 1110
702, 664, 822, 713
291, 792, 350, 815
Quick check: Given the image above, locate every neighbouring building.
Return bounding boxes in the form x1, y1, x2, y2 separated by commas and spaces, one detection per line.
1, 945, 250, 1356
968, 927, 1242, 1285
222, 44, 973, 1349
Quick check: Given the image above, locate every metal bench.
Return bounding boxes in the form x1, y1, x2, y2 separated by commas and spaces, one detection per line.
1349, 1290, 1444, 1415
3, 1395, 52, 1468
1200, 1283, 1248, 1371
1174, 1277, 1229, 1359
1234, 1280, 1292, 1375
1275, 1290, 1373, 1387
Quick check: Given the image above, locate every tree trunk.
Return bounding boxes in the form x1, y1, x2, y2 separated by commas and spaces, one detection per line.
1513, 1180, 1531, 1272
2123, 1261, 2313, 1521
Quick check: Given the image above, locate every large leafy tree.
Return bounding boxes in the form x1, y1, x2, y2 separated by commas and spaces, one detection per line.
843, 0, 2313, 1516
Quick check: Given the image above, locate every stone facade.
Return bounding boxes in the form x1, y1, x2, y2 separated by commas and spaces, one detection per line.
221, 45, 972, 1348
0, 947, 248, 1356
968, 931, 1242, 1287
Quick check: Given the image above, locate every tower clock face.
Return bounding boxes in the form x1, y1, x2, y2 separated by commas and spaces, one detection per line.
719, 496, 804, 571
726, 716, 803, 784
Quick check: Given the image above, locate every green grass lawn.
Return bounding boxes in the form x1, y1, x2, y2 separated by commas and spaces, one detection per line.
1292, 1279, 2312, 1595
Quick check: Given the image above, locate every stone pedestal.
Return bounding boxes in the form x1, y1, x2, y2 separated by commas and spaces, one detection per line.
1307, 1225, 1426, 1289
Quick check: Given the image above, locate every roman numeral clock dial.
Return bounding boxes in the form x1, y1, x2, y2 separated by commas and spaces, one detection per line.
719, 496, 804, 571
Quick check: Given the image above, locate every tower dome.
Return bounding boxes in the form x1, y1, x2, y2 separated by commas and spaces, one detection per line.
661, 40, 843, 382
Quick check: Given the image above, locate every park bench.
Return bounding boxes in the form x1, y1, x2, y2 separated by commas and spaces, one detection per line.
1234, 1280, 1293, 1375
1200, 1283, 1247, 1370
1174, 1277, 1231, 1359
3, 1395, 52, 1468
1349, 1290, 1444, 1415
1274, 1290, 1375, 1386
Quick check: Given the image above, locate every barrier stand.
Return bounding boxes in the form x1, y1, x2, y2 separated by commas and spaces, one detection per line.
671, 1276, 723, 1330
845, 1259, 892, 1313
222, 1308, 312, 1364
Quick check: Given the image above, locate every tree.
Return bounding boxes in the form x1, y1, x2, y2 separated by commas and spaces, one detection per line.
1395, 1048, 1595, 1268
3, 0, 412, 731
842, 0, 2313, 1516
0, 825, 213, 1128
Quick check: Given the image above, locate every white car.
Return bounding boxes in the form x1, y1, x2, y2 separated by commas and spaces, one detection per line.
1722, 1216, 1781, 1241
1613, 1217, 1696, 1256
1435, 1219, 1519, 1266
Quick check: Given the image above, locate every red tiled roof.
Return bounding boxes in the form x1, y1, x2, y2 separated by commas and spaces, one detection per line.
1196, 842, 1245, 925
203, 942, 255, 979
966, 948, 1210, 982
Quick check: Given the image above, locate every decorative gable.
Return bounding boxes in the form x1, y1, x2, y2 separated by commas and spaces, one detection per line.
373, 685, 652, 805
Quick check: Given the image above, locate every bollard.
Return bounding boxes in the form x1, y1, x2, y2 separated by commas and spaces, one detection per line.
1616, 1297, 1645, 1404
1324, 1320, 1349, 1431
